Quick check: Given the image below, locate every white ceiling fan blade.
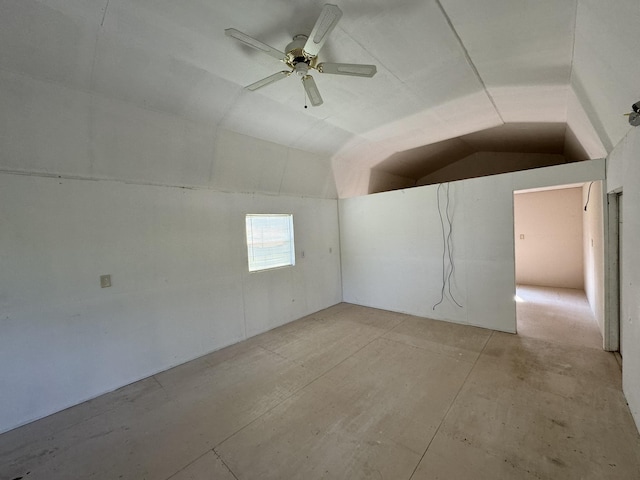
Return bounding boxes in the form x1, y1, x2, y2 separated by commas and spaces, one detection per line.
225, 28, 285, 62
246, 71, 291, 91
302, 75, 323, 106
317, 62, 377, 78
303, 4, 342, 58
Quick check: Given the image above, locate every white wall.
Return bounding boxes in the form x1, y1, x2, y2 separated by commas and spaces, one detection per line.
0, 41, 343, 434
0, 68, 337, 199
606, 128, 640, 433
582, 180, 605, 337
514, 188, 584, 289
340, 160, 605, 334
0, 173, 341, 434
571, 0, 640, 434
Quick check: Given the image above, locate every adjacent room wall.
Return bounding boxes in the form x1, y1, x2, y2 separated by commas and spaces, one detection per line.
513, 187, 584, 289
0, 173, 342, 434
340, 159, 605, 334
582, 180, 605, 337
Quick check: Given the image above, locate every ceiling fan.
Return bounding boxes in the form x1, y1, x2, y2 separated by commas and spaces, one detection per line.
225, 4, 377, 107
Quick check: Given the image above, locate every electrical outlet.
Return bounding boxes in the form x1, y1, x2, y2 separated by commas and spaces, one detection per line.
100, 274, 112, 288
520, 234, 525, 240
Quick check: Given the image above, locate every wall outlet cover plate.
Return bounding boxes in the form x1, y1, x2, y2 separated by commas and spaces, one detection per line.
100, 274, 112, 288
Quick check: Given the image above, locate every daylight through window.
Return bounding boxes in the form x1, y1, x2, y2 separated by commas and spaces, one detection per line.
245, 214, 295, 272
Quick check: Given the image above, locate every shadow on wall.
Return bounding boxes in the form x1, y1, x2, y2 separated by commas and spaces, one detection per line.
415, 152, 571, 187
369, 152, 576, 194
367, 121, 597, 194
368, 170, 416, 195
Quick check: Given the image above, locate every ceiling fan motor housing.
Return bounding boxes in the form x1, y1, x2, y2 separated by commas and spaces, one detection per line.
285, 34, 317, 70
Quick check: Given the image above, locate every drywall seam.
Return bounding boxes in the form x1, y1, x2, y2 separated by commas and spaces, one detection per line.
435, 0, 505, 125
0, 168, 332, 200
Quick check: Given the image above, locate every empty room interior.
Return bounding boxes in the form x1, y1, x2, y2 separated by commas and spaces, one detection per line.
513, 184, 604, 347
1, 1, 640, 479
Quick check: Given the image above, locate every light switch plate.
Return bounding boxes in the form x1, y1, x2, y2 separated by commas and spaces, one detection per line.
100, 274, 112, 288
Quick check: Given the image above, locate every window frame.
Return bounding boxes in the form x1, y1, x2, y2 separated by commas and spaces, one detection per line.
245, 214, 296, 272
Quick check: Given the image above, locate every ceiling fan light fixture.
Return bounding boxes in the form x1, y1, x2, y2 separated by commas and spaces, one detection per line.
294, 62, 309, 77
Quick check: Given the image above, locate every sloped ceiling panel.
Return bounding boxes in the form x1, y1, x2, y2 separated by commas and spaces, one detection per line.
374, 138, 473, 180
0, 0, 621, 198
571, 0, 640, 152
439, 0, 577, 87
461, 123, 566, 154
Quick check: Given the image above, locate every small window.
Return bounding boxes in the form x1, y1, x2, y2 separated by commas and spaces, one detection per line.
245, 214, 295, 272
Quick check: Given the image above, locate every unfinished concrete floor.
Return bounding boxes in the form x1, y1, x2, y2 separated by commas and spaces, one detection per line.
2, 288, 640, 479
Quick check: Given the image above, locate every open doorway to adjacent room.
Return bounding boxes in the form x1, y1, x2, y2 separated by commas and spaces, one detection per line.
513, 182, 605, 350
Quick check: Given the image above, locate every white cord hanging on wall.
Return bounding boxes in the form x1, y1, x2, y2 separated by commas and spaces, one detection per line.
432, 183, 463, 311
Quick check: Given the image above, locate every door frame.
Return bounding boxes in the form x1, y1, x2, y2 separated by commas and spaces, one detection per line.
604, 190, 622, 351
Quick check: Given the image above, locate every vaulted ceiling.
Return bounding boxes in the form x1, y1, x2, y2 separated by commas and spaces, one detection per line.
1, 0, 637, 197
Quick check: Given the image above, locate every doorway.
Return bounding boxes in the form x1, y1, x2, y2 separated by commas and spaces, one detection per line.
513, 183, 605, 348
